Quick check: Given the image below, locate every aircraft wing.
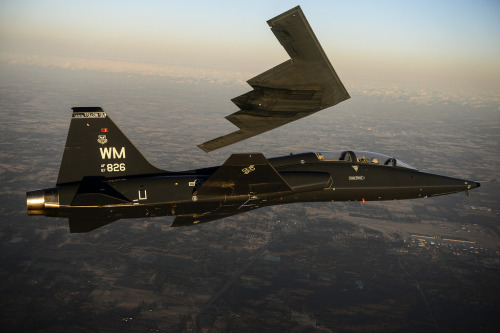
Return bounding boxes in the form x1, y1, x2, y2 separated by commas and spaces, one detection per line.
196, 153, 292, 197
172, 153, 289, 227
170, 205, 259, 227
171, 152, 333, 227
198, 6, 350, 152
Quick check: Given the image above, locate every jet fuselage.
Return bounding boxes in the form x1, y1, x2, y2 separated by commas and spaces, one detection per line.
27, 149, 479, 232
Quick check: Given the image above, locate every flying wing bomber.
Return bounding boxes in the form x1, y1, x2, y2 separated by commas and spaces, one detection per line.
26, 7, 481, 232
198, 6, 350, 152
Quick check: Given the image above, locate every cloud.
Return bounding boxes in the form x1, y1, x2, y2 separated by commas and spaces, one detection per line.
2, 52, 499, 108
347, 81, 500, 108
0, 52, 253, 86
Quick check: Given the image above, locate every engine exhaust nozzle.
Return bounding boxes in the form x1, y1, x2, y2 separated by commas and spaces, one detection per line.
26, 188, 59, 215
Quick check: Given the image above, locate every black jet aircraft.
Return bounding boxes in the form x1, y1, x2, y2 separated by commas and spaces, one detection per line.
26, 7, 480, 232
26, 107, 480, 232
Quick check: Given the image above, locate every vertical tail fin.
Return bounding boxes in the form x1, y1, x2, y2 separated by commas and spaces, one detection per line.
56, 107, 164, 185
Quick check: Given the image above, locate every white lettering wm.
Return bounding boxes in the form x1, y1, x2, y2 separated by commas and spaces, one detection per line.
100, 147, 126, 159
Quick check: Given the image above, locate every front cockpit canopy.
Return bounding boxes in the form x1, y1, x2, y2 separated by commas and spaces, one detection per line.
315, 151, 416, 170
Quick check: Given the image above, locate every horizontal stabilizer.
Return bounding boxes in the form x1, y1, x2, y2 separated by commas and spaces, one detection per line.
198, 6, 349, 152
196, 153, 292, 197
70, 177, 131, 206
69, 216, 119, 233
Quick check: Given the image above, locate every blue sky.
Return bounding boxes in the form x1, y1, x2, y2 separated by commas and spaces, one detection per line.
1, 0, 499, 89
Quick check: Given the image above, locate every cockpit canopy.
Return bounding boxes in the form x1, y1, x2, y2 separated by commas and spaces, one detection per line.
315, 150, 417, 170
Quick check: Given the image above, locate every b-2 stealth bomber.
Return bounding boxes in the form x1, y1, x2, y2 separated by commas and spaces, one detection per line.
198, 6, 349, 152
26, 7, 480, 232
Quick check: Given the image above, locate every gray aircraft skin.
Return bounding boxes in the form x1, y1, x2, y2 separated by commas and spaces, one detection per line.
198, 6, 349, 152
26, 7, 480, 232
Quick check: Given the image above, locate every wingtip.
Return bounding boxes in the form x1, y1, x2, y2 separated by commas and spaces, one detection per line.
198, 130, 256, 153
197, 143, 211, 153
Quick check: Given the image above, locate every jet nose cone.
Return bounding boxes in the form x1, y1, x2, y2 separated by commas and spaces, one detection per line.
418, 173, 482, 197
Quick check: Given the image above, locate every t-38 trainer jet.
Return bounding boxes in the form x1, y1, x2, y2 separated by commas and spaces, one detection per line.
26, 7, 480, 232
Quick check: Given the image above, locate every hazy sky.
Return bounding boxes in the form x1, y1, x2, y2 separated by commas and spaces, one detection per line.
1, 0, 500, 90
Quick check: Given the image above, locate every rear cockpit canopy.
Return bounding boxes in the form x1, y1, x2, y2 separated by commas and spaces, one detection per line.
315, 151, 417, 170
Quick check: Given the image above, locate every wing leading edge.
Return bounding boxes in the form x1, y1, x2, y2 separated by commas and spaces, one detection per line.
198, 6, 350, 152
